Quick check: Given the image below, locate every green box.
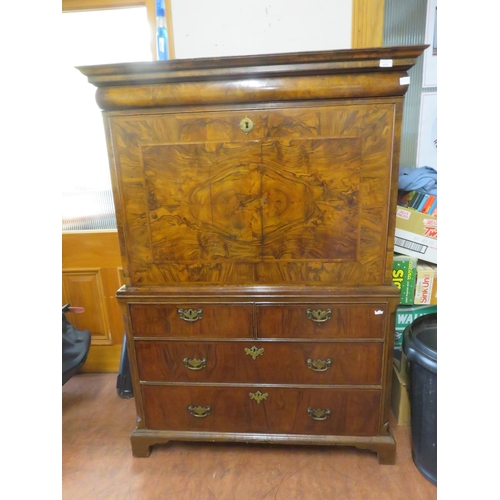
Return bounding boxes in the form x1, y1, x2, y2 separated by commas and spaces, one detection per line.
392, 255, 418, 305
394, 304, 437, 348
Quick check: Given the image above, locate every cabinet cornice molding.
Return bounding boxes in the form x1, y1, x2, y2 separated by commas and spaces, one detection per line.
78, 46, 427, 110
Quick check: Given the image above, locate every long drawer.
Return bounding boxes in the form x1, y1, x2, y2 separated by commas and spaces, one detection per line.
141, 385, 381, 436
129, 304, 253, 338
135, 340, 383, 385
256, 304, 387, 339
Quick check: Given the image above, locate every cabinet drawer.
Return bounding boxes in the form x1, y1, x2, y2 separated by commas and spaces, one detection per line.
142, 385, 380, 436
135, 340, 383, 385
256, 304, 386, 339
129, 304, 253, 338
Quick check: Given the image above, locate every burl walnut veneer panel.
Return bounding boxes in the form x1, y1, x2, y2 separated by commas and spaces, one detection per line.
109, 104, 395, 286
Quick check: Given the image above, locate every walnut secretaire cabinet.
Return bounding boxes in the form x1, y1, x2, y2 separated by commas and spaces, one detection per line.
78, 46, 426, 463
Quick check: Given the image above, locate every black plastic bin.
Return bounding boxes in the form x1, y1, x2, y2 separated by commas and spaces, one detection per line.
403, 313, 437, 486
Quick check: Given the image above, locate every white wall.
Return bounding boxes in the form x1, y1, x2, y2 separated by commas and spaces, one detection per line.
171, 0, 352, 59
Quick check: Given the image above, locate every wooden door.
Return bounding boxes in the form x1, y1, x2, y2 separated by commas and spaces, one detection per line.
62, 231, 125, 372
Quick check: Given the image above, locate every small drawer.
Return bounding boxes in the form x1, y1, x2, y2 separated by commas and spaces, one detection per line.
135, 340, 383, 385
142, 385, 381, 436
129, 304, 253, 338
256, 304, 386, 339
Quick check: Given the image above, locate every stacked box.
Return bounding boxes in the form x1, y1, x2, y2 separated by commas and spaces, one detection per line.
392, 255, 418, 304
394, 304, 438, 348
394, 207, 437, 264
391, 364, 411, 426
393, 347, 407, 373
414, 263, 437, 304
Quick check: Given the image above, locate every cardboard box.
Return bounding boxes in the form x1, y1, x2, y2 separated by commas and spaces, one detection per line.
394, 207, 437, 264
392, 255, 418, 304
414, 263, 437, 305
393, 346, 409, 373
394, 329, 404, 349
391, 364, 411, 426
394, 304, 438, 348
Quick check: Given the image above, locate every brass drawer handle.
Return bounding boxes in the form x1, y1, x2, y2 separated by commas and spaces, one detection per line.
307, 408, 331, 421
306, 308, 332, 323
307, 358, 332, 372
244, 346, 264, 360
178, 308, 203, 322
183, 357, 207, 370
188, 405, 211, 418
249, 391, 268, 404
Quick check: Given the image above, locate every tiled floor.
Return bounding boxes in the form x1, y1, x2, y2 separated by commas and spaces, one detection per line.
62, 373, 437, 500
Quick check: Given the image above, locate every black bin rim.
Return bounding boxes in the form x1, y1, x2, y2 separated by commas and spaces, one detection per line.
403, 312, 437, 374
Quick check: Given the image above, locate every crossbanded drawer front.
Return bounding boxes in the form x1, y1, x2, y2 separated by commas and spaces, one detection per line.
142, 385, 380, 436
129, 304, 253, 338
135, 341, 383, 385
256, 304, 386, 339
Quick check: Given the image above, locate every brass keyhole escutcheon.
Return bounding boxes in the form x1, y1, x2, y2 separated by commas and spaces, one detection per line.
249, 391, 268, 404
239, 117, 254, 134
244, 346, 264, 360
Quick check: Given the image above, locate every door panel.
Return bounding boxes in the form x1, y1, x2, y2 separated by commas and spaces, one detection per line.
109, 103, 395, 286
62, 231, 125, 372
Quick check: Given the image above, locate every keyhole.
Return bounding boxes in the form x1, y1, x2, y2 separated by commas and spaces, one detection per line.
239, 117, 254, 134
